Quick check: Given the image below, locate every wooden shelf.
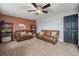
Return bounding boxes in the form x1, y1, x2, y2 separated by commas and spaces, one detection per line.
0, 21, 13, 43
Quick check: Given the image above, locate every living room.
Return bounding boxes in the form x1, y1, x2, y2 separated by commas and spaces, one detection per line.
0, 3, 79, 56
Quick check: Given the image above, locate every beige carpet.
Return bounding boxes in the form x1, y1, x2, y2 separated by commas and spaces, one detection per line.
0, 38, 79, 56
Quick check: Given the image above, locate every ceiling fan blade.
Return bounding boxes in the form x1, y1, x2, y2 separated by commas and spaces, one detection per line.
28, 10, 35, 12
42, 10, 48, 13
32, 3, 38, 8
42, 4, 50, 9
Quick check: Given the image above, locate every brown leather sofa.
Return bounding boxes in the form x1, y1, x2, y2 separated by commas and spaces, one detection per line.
37, 30, 59, 44
15, 30, 33, 42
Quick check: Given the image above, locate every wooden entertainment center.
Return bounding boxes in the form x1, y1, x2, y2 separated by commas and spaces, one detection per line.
0, 21, 13, 43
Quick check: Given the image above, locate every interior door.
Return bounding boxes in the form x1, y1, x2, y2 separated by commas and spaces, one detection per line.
64, 14, 78, 45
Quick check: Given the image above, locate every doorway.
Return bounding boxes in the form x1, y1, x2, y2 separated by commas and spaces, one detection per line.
64, 14, 78, 45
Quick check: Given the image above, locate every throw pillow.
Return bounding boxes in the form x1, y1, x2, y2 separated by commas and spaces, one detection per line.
27, 32, 32, 35
51, 32, 57, 37
21, 32, 26, 35
40, 32, 44, 35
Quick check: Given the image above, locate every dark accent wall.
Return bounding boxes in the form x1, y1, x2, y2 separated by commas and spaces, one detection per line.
0, 14, 36, 33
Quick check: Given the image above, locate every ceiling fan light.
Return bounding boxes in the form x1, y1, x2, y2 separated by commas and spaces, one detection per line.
36, 10, 42, 14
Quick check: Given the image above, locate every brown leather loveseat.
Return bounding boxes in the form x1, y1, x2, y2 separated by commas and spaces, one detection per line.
15, 30, 33, 42
37, 30, 59, 44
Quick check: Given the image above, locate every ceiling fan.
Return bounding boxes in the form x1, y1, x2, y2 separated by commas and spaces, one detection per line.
28, 3, 51, 15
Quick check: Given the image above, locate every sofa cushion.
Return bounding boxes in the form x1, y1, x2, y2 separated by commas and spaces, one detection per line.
21, 32, 26, 35
45, 31, 51, 36
40, 32, 44, 35
27, 32, 32, 36
51, 32, 57, 37
41, 30, 47, 35
16, 31, 21, 35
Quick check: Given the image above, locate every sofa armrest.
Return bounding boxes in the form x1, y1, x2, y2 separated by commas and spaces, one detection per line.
36, 33, 40, 36
49, 37, 58, 44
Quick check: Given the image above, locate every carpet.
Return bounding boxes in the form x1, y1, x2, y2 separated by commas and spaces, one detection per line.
0, 38, 79, 56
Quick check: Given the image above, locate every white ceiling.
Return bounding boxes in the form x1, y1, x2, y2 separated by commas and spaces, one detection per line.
0, 3, 79, 20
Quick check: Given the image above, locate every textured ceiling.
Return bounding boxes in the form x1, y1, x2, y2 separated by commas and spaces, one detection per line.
0, 3, 79, 20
